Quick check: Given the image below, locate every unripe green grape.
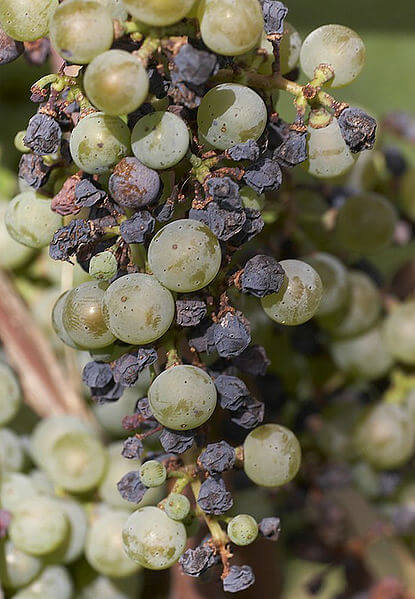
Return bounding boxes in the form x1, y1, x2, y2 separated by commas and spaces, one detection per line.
94, 387, 141, 438
330, 325, 394, 381
14, 131, 30, 153
0, 0, 58, 41
102, 273, 175, 345
354, 403, 415, 469
95, 0, 128, 19
300, 24, 366, 87
148, 365, 217, 430
336, 193, 397, 254
9, 497, 69, 556
305, 253, 349, 317
227, 514, 258, 546
0, 472, 39, 512
280, 22, 302, 75
51, 499, 88, 564
197, 84, 267, 150
89, 251, 118, 281
198, 0, 263, 56
79, 573, 142, 599
0, 200, 35, 270
400, 168, 415, 221
148, 219, 222, 292
62, 281, 116, 349
84, 50, 149, 116
122, 506, 187, 570
0, 540, 42, 590
12, 565, 73, 599
240, 185, 265, 211
131, 111, 189, 170
5, 192, 62, 249
50, 0, 114, 64
243, 423, 301, 487
0, 362, 21, 426
122, 0, 195, 25
29, 469, 55, 496
282, 559, 346, 599
51, 291, 82, 349
85, 507, 141, 578
139, 460, 167, 488
0, 428, 25, 472
261, 259, 322, 326
306, 119, 355, 179
165, 493, 191, 521
70, 113, 131, 175
383, 301, 415, 364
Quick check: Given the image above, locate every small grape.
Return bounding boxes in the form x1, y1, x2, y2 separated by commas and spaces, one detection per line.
62, 281, 116, 349
0, 361, 21, 426
198, 0, 264, 56
122, 0, 196, 26
14, 131, 30, 153
148, 219, 222, 292
261, 259, 323, 326
131, 112, 189, 170
52, 291, 83, 349
5, 191, 62, 249
50, 0, 114, 64
78, 574, 143, 599
89, 251, 118, 281
197, 84, 267, 150
0, 472, 39, 513
305, 252, 349, 317
122, 506, 187, 570
0, 0, 58, 41
0, 200, 35, 269
12, 565, 73, 599
148, 365, 217, 430
102, 273, 175, 345
139, 460, 167, 488
300, 24, 366, 87
84, 50, 149, 116
0, 428, 25, 472
280, 22, 302, 75
384, 301, 415, 364
70, 112, 131, 175
306, 118, 355, 179
243, 424, 301, 487
227, 514, 258, 546
164, 494, 191, 521
0, 540, 42, 590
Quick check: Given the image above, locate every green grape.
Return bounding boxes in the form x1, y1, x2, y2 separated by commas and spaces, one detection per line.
9, 497, 68, 556
316, 401, 362, 461
326, 271, 381, 338
102, 273, 175, 345
148, 365, 217, 430
281, 559, 346, 599
85, 507, 141, 578
70, 113, 131, 175
198, 0, 263, 56
62, 281, 116, 349
79, 572, 142, 599
300, 24, 366, 87
84, 50, 149, 116
0, 362, 21, 426
122, 506, 187, 570
51, 291, 82, 349
0, 200, 35, 269
164, 494, 190, 521
0, 472, 39, 512
280, 22, 302, 75
0, 540, 42, 590
383, 301, 415, 364
95, 0, 128, 19
139, 460, 167, 488
336, 193, 397, 254
239, 185, 265, 211
306, 119, 355, 179
29, 469, 55, 496
148, 219, 222, 292
131, 111, 189, 170
330, 325, 394, 380
261, 259, 323, 326
351, 462, 380, 499
89, 251, 118, 281
400, 168, 415, 221
227, 514, 258, 546
354, 403, 415, 469
197, 83, 267, 150
5, 192, 62, 249
94, 385, 146, 437
14, 131, 30, 153
0, 428, 25, 472
0, 0, 58, 41
305, 253, 349, 317
50, 0, 114, 64
12, 565, 73, 599
243, 424, 301, 487
122, 0, 195, 25
51, 499, 88, 564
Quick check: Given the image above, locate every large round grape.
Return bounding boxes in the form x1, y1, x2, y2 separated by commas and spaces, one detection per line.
52, 499, 88, 564
49, 0, 114, 64
354, 403, 415, 469
306, 119, 355, 179
305, 253, 349, 317
70, 113, 131, 175
131, 112, 189, 170
243, 424, 301, 487
0, 200, 35, 269
261, 259, 323, 326
102, 273, 175, 345
122, 0, 195, 25
148, 219, 222, 292
122, 506, 187, 570
148, 365, 217, 430
384, 301, 415, 364
300, 24, 366, 87
5, 192, 62, 249
84, 50, 149, 116
336, 193, 397, 254
0, 472, 40, 513
0, 540, 42, 590
62, 281, 116, 349
197, 84, 267, 150
0, 0, 58, 41
52, 291, 82, 349
0, 362, 21, 426
198, 0, 264, 56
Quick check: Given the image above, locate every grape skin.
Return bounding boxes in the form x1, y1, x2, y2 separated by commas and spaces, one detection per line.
148, 219, 222, 292
139, 460, 167, 488
95, 0, 128, 19
12, 565, 73, 599
0, 361, 21, 426
227, 514, 258, 546
0, 199, 35, 270
384, 300, 415, 364
122, 0, 196, 26
0, 0, 58, 41
0, 540, 42, 590
280, 22, 302, 75
5, 192, 62, 249
52, 291, 83, 349
306, 119, 355, 179
305, 252, 349, 317
165, 494, 191, 521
